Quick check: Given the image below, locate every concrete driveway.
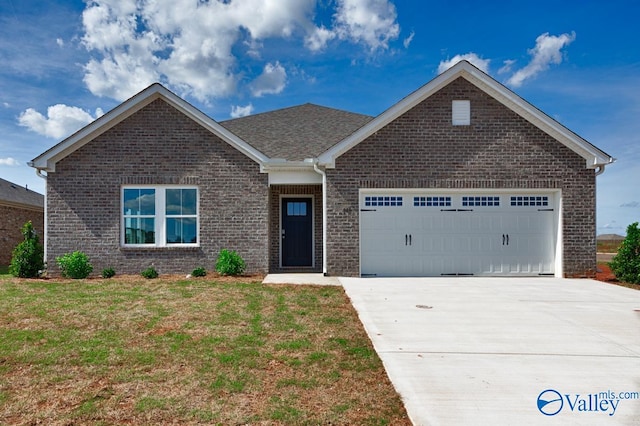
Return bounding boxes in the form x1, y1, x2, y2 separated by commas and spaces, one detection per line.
340, 277, 640, 425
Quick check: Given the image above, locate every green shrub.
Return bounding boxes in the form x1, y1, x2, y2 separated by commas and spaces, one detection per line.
9, 221, 44, 278
192, 267, 207, 277
56, 251, 93, 279
141, 267, 159, 279
102, 267, 116, 279
609, 222, 640, 284
215, 249, 246, 276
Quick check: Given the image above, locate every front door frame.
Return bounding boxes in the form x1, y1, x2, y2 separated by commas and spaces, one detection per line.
280, 195, 315, 268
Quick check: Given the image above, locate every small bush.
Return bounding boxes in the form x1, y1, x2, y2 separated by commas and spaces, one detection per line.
192, 267, 207, 277
56, 251, 93, 279
141, 267, 159, 279
9, 221, 44, 278
102, 267, 116, 279
609, 222, 640, 284
215, 249, 246, 276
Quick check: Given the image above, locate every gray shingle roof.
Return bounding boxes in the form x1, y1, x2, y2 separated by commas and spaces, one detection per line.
220, 103, 373, 161
0, 177, 44, 209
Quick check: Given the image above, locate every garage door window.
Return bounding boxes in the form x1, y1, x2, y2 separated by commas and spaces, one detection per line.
462, 196, 500, 207
365, 196, 403, 207
510, 196, 549, 206
414, 196, 451, 207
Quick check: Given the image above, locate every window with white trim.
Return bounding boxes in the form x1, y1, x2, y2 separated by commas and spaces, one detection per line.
122, 186, 198, 246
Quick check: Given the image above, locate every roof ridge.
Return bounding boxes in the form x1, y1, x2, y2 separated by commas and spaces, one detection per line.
221, 102, 372, 124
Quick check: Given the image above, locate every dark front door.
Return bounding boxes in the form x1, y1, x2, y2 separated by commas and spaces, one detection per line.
282, 198, 313, 267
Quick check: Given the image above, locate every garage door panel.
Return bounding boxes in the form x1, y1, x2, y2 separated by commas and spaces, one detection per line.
360, 192, 556, 277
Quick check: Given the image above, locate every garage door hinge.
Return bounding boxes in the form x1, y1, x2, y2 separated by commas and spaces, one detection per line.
360, 209, 377, 212
440, 209, 474, 212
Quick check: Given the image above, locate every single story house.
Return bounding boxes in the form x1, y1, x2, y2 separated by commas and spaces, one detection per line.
0, 177, 44, 267
30, 61, 614, 278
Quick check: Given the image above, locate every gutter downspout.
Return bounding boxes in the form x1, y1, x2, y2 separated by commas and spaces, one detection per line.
312, 161, 328, 276
32, 165, 48, 265
594, 165, 606, 176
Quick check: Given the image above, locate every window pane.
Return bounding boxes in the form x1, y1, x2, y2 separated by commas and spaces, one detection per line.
166, 189, 181, 215
123, 189, 139, 215
139, 189, 155, 215
124, 189, 155, 215
125, 218, 155, 244
182, 189, 197, 215
166, 189, 197, 215
167, 218, 197, 244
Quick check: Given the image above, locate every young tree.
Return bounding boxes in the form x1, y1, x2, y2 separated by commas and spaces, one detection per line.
9, 221, 44, 278
609, 222, 640, 284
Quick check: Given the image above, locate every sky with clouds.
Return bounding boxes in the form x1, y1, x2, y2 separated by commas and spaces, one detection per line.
0, 0, 638, 235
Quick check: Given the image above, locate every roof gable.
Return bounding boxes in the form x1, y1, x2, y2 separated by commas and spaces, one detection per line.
30, 84, 269, 172
318, 61, 614, 170
220, 104, 372, 161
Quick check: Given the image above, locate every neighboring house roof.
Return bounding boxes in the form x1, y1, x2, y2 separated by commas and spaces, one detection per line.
0, 177, 44, 210
29, 83, 269, 172
220, 104, 373, 161
318, 60, 615, 170
597, 234, 625, 241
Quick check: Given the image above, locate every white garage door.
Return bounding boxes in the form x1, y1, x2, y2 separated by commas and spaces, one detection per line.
360, 192, 557, 277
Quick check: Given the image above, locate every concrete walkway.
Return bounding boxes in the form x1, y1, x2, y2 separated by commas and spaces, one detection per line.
340, 277, 640, 425
262, 273, 341, 286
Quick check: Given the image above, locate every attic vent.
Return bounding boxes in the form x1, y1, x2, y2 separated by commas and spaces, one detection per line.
452, 100, 470, 125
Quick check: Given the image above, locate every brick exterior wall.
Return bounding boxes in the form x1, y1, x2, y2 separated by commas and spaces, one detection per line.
0, 204, 44, 267
45, 99, 269, 276
325, 77, 596, 277
268, 185, 323, 273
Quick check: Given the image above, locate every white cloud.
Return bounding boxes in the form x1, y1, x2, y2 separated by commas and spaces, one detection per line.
498, 59, 516, 75
506, 31, 576, 88
438, 53, 490, 74
0, 157, 20, 166
230, 104, 254, 118
18, 104, 101, 139
403, 30, 415, 49
333, 0, 400, 51
80, 0, 401, 101
620, 201, 639, 208
305, 26, 336, 51
250, 62, 287, 97
56, 38, 64, 47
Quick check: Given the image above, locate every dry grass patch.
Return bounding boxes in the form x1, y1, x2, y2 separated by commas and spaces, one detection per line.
0, 275, 409, 425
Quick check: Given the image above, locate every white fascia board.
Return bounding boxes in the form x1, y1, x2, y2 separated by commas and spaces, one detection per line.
318, 60, 614, 169
30, 84, 269, 172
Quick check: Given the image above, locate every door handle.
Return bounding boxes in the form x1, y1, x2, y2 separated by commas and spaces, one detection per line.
506, 234, 509, 246
405, 234, 408, 246
502, 234, 505, 246
409, 234, 412, 246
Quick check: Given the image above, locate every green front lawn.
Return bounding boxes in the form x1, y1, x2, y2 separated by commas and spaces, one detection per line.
0, 275, 409, 425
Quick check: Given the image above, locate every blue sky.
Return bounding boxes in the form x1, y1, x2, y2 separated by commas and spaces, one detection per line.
1, 0, 638, 235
